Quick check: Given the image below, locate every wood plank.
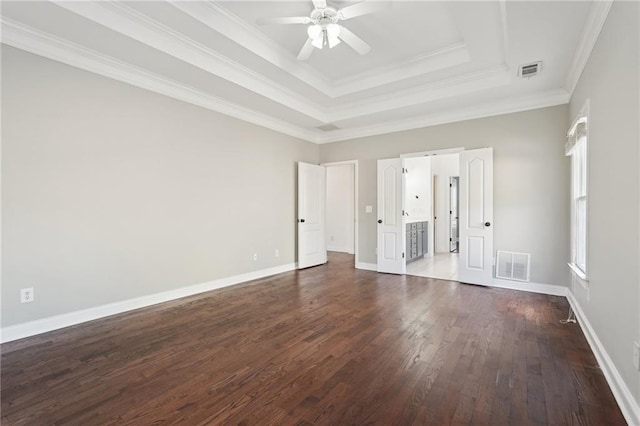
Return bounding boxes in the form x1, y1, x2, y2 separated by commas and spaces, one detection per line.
0, 253, 625, 425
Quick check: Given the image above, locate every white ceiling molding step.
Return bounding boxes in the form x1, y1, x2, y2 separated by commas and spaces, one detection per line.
52, 0, 329, 122
170, 1, 332, 95
1, 18, 321, 143
564, 0, 614, 95
328, 43, 472, 97
3, 1, 598, 144
184, 2, 473, 98
1, 16, 572, 145
318, 89, 571, 144
327, 66, 512, 122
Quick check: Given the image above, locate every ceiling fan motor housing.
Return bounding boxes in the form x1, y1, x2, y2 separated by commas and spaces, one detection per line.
310, 7, 339, 25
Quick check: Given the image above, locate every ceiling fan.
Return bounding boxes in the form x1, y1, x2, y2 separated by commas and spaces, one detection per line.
257, 0, 386, 61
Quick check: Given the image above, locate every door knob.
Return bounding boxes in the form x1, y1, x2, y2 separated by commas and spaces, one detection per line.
378, 219, 383, 224
300, 219, 305, 223
484, 221, 491, 227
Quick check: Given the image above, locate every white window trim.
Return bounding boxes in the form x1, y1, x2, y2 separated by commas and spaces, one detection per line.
567, 99, 590, 282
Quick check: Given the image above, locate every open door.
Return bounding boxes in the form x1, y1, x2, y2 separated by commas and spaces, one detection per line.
458, 148, 493, 285
449, 176, 460, 253
377, 158, 405, 274
298, 162, 327, 269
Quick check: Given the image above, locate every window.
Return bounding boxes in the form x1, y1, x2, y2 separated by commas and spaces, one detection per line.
566, 105, 588, 279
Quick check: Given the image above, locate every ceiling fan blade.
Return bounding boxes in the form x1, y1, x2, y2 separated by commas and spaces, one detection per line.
338, 26, 371, 55
297, 38, 314, 61
312, 0, 327, 8
257, 16, 311, 25
338, 0, 390, 20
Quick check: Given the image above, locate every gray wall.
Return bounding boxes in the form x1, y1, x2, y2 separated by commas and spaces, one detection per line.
319, 105, 570, 286
569, 1, 640, 405
2, 47, 319, 327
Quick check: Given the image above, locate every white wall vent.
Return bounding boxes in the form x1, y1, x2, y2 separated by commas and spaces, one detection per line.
496, 251, 530, 282
518, 61, 542, 78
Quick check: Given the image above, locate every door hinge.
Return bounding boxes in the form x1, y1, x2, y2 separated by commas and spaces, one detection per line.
402, 168, 407, 174
449, 238, 452, 241
402, 252, 405, 258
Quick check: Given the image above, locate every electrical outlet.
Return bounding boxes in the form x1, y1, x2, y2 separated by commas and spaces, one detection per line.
633, 342, 640, 371
275, 249, 279, 257
21, 288, 34, 303
253, 252, 258, 261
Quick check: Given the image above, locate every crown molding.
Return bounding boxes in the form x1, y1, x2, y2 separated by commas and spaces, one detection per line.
498, 0, 509, 62
317, 89, 570, 144
565, 0, 613, 95
45, 0, 519, 125
329, 43, 471, 97
171, 1, 332, 96
52, 0, 329, 122
1, 18, 321, 143
327, 65, 511, 122
191, 2, 472, 98
2, 4, 582, 147
1, 17, 572, 147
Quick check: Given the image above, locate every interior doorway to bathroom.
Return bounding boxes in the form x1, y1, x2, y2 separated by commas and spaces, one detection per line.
403, 152, 460, 281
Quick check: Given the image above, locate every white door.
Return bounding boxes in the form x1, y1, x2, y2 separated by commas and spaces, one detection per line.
458, 148, 493, 285
298, 162, 327, 269
377, 158, 405, 274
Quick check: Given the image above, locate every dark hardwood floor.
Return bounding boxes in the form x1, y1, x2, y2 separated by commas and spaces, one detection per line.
1, 252, 625, 425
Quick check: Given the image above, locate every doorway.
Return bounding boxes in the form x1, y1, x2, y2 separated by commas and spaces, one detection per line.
403, 152, 460, 281
375, 147, 494, 285
323, 161, 358, 266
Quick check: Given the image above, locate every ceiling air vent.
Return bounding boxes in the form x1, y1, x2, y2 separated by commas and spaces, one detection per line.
316, 124, 340, 132
518, 61, 542, 78
496, 251, 530, 282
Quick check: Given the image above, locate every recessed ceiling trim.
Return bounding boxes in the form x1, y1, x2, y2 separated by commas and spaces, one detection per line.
46, 0, 524, 126
0, 19, 572, 146
172, 1, 332, 97
182, 2, 473, 99
564, 0, 613, 95
498, 0, 509, 63
329, 43, 472, 97
319, 89, 571, 144
42, 0, 521, 125
1, 18, 321, 143
52, 0, 329, 122
327, 65, 512, 122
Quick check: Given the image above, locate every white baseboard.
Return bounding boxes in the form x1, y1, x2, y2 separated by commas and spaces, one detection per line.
492, 278, 569, 297
0, 263, 297, 344
566, 292, 640, 426
327, 247, 354, 254
355, 262, 377, 271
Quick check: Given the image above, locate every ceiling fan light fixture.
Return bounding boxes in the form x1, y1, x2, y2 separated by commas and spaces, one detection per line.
326, 23, 340, 48
311, 34, 324, 49
307, 24, 322, 40
326, 23, 340, 39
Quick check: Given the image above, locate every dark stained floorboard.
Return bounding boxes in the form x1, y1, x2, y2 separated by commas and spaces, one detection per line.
1, 252, 626, 425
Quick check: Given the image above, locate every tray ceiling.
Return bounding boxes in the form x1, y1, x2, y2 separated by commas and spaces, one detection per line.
1, 1, 609, 143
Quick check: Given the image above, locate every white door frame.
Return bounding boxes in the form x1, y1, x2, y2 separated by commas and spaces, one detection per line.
321, 160, 359, 268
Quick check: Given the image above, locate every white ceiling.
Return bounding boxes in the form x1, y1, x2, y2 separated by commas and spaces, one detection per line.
1, 1, 612, 143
